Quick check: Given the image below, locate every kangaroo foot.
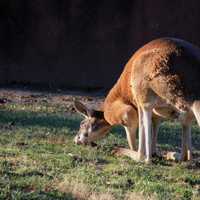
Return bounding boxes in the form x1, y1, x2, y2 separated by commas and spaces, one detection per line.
181, 151, 192, 161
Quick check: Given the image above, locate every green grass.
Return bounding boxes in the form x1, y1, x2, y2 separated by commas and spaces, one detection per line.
0, 102, 199, 200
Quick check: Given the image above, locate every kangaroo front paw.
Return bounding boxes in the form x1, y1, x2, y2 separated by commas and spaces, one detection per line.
165, 151, 181, 161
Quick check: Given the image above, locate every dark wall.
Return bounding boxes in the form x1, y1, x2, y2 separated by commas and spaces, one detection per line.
0, 0, 200, 89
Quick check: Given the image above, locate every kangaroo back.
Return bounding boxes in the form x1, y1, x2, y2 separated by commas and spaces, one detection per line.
131, 38, 200, 112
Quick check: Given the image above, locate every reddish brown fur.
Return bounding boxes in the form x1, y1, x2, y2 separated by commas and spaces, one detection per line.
104, 38, 200, 123
104, 57, 138, 125
132, 38, 200, 110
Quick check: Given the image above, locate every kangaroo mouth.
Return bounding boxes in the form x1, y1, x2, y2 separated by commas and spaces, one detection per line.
74, 136, 97, 147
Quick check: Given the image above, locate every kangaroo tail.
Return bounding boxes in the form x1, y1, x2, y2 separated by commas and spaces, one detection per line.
191, 101, 200, 126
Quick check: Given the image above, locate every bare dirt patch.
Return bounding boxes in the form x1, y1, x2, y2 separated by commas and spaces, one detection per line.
0, 88, 105, 114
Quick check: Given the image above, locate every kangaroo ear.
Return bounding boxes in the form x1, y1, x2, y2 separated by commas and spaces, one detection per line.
74, 100, 92, 118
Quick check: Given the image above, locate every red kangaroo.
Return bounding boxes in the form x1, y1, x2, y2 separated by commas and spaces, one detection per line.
75, 38, 200, 164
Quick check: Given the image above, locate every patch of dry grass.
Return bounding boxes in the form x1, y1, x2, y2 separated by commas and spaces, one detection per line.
57, 177, 159, 200
47, 135, 68, 145
57, 177, 115, 200
57, 177, 91, 200
124, 191, 157, 200
89, 192, 115, 200
1, 154, 36, 167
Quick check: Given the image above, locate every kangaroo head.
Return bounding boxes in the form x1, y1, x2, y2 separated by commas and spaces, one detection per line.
74, 100, 111, 145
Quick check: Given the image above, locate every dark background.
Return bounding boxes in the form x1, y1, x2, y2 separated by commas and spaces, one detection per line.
0, 0, 200, 90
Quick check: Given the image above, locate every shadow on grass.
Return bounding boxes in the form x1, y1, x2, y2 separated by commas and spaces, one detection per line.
0, 110, 80, 132
110, 123, 200, 151
158, 123, 200, 151
0, 109, 199, 151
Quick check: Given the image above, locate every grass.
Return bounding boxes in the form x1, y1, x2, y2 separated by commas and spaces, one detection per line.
0, 101, 199, 200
